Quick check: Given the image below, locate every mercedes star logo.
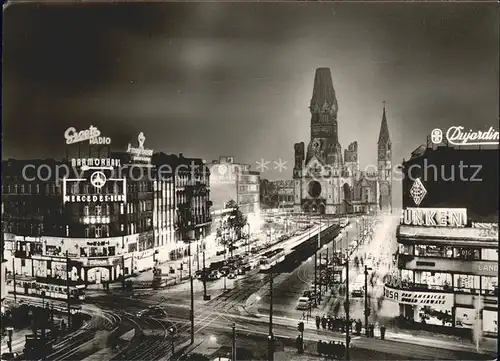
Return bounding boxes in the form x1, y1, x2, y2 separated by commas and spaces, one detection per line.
90, 171, 107, 189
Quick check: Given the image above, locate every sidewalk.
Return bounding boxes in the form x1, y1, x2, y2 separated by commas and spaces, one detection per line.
251, 313, 497, 354
0, 328, 32, 354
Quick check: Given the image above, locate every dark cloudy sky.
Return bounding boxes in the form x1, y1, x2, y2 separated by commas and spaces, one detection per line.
3, 2, 499, 205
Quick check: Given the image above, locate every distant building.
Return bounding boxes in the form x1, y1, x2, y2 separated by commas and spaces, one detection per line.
293, 68, 392, 215
388, 142, 498, 337
260, 180, 294, 211
209, 156, 260, 234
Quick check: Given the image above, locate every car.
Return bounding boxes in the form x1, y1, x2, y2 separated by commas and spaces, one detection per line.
241, 264, 251, 272
208, 270, 220, 280
296, 297, 311, 310
227, 273, 237, 279
351, 289, 363, 298
237, 268, 246, 276
1, 353, 19, 361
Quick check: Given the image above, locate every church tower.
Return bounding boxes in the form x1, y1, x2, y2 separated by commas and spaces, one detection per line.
377, 102, 392, 212
305, 68, 342, 168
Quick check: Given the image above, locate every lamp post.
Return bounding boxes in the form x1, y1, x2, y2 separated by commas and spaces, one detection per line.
66, 251, 71, 330
364, 265, 373, 335
232, 323, 237, 361
246, 222, 251, 254
268, 268, 274, 361
188, 240, 194, 345
344, 255, 351, 361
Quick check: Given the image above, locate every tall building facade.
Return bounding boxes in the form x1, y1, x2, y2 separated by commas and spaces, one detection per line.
293, 68, 392, 215
1, 130, 212, 285
387, 144, 498, 337
209, 156, 260, 234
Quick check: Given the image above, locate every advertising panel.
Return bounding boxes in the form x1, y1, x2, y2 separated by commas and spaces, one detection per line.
383, 285, 454, 308
483, 309, 498, 334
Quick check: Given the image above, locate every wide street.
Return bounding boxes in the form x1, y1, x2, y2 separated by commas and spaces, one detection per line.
5, 215, 497, 361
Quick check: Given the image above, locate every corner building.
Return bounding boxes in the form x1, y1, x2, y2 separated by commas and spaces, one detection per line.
386, 144, 498, 337
1, 132, 211, 288
293, 68, 392, 215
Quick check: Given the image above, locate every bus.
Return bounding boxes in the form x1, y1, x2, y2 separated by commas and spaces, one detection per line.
6, 276, 85, 302
259, 248, 285, 271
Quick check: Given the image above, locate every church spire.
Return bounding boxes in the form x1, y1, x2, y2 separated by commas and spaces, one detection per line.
310, 68, 337, 108
378, 101, 391, 145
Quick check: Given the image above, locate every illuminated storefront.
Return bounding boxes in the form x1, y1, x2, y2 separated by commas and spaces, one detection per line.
388, 145, 498, 336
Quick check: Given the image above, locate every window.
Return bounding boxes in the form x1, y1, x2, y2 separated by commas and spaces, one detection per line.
481, 276, 498, 296
85, 227, 90, 238
399, 244, 414, 256
95, 226, 102, 238
414, 245, 452, 258
84, 206, 89, 216
95, 205, 102, 216
20, 184, 25, 193
454, 274, 480, 292
121, 224, 124, 232
481, 248, 498, 261
120, 203, 125, 215
453, 247, 480, 260
401, 269, 414, 282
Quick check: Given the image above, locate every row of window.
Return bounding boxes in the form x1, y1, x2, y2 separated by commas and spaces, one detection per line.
400, 269, 498, 295
399, 244, 498, 261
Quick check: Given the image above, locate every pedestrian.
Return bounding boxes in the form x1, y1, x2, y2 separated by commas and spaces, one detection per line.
321, 315, 327, 330
315, 315, 321, 329
380, 324, 386, 340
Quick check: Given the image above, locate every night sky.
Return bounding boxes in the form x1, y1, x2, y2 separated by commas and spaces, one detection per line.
2, 2, 498, 206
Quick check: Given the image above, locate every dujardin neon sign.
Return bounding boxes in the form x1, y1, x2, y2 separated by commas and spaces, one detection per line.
64, 126, 112, 145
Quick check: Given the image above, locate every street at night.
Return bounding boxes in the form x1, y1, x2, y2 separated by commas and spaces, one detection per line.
2, 2, 498, 361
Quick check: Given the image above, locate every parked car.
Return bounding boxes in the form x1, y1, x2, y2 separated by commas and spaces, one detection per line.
227, 272, 237, 279
1, 353, 20, 361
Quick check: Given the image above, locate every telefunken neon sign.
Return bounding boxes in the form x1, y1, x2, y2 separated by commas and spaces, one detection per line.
401, 207, 467, 227
64, 126, 112, 145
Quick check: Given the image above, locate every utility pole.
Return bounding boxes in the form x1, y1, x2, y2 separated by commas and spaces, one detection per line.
12, 257, 17, 304
232, 323, 236, 361
66, 251, 71, 330
268, 269, 274, 361
324, 252, 328, 293
345, 257, 350, 361
189, 241, 195, 345
364, 265, 369, 335
203, 247, 209, 300
121, 255, 126, 290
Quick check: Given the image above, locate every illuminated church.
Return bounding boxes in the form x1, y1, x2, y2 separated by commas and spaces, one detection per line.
292, 68, 392, 215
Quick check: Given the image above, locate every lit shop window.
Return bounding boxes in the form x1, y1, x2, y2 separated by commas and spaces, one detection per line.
453, 247, 480, 260
120, 203, 125, 215
481, 248, 498, 261
401, 269, 414, 282
66, 225, 69, 237
453, 274, 480, 293
399, 244, 414, 256
481, 276, 498, 296
414, 245, 452, 258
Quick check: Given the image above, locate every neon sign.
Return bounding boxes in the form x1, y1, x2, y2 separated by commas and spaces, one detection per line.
64, 126, 111, 145
127, 132, 153, 161
401, 208, 467, 227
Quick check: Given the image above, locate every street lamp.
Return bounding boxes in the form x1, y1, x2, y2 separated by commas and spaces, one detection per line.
364, 265, 373, 335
